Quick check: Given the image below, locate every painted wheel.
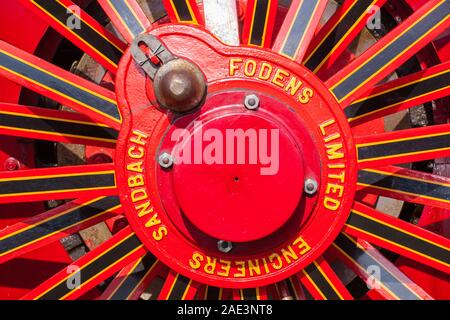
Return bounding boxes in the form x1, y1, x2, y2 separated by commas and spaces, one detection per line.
0, 0, 449, 300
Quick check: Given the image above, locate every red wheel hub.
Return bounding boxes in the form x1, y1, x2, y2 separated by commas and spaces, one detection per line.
167, 93, 306, 242
115, 25, 357, 288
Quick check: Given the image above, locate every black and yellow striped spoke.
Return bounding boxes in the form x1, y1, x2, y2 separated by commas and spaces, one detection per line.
0, 40, 121, 129
327, 0, 449, 106
345, 62, 450, 124
356, 124, 450, 168
24, 227, 145, 300
0, 196, 120, 264
304, 0, 385, 74
273, 0, 327, 62
99, 0, 152, 43
345, 203, 450, 274
0, 103, 117, 147
20, 0, 125, 73
203, 286, 225, 300
158, 270, 199, 300
358, 167, 450, 210
0, 164, 117, 204
333, 233, 432, 300
274, 278, 305, 300
299, 257, 352, 300
242, 0, 278, 47
233, 287, 268, 300
101, 253, 162, 300
162, 0, 203, 25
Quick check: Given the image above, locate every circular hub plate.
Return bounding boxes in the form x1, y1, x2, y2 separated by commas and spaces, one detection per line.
115, 25, 357, 288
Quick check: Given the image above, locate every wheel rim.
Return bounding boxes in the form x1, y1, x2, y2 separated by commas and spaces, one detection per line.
0, 0, 448, 300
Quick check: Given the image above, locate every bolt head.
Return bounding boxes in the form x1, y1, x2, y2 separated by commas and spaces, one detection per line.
304, 178, 318, 195
217, 240, 233, 253
244, 94, 260, 110
153, 59, 207, 113
158, 152, 174, 169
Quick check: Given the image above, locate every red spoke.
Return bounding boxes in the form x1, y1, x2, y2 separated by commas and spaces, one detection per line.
273, 0, 327, 62
19, 0, 126, 74
358, 166, 450, 210
297, 256, 353, 300
356, 124, 450, 168
344, 202, 450, 274
100, 253, 164, 300
98, 0, 152, 44
0, 40, 121, 130
326, 0, 449, 107
332, 233, 433, 300
162, 0, 203, 26
0, 164, 117, 204
0, 103, 117, 147
242, 0, 278, 48
158, 269, 200, 300
274, 277, 306, 300
22, 227, 146, 300
0, 196, 120, 264
345, 61, 450, 125
202, 286, 228, 300
232, 287, 269, 300
304, 0, 386, 75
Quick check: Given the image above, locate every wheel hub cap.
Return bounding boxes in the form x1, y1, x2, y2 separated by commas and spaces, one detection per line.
115, 25, 357, 288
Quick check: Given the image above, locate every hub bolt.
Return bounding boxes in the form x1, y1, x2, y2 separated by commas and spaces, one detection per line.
217, 240, 233, 253
304, 178, 318, 195
244, 94, 260, 110
158, 152, 174, 169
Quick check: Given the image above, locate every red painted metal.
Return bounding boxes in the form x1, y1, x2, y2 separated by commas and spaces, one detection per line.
115, 25, 357, 288
0, 0, 448, 300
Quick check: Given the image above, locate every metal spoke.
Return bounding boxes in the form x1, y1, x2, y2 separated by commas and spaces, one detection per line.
344, 202, 450, 274
19, 0, 126, 73
345, 61, 450, 125
232, 287, 269, 300
0, 164, 117, 204
158, 270, 200, 300
0, 40, 121, 129
274, 278, 306, 300
304, 0, 386, 75
298, 256, 353, 300
358, 166, 450, 210
0, 103, 117, 147
98, 0, 152, 43
273, 0, 328, 62
0, 196, 120, 264
327, 0, 449, 107
100, 252, 163, 300
356, 123, 450, 168
22, 227, 146, 300
242, 0, 278, 48
332, 233, 433, 300
162, 0, 203, 25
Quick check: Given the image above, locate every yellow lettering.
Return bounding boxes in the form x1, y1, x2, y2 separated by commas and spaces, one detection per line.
272, 69, 289, 88
217, 260, 231, 277
258, 62, 272, 80
189, 252, 204, 269
244, 60, 257, 77
229, 58, 243, 76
